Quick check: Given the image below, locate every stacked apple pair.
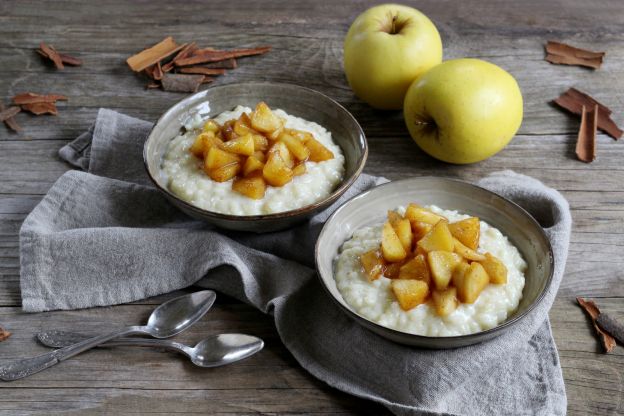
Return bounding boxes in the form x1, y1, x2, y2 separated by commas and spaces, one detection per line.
359, 205, 508, 317
189, 102, 334, 199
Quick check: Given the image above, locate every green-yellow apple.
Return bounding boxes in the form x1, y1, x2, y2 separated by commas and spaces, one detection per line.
344, 4, 443, 110
403, 58, 523, 164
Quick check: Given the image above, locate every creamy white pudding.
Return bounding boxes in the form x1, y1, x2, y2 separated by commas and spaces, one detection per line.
334, 205, 527, 337
161, 106, 345, 215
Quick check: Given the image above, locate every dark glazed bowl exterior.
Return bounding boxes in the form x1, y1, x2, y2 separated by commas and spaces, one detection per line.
144, 82, 367, 232
315, 177, 554, 349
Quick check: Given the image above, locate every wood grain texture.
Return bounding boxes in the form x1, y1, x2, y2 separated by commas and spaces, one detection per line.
0, 0, 623, 415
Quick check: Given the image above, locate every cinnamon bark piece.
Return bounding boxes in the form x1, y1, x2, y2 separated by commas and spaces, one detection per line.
0, 106, 21, 121
126, 37, 184, 72
175, 46, 271, 67
177, 67, 226, 76
577, 297, 616, 353
21, 102, 58, 115
545, 41, 605, 69
553, 88, 623, 140
162, 43, 198, 72
39, 42, 64, 69
0, 326, 10, 342
596, 314, 624, 345
12, 93, 68, 105
198, 58, 237, 69
576, 105, 597, 163
153, 62, 164, 80
58, 53, 83, 66
0, 104, 21, 132
161, 73, 204, 93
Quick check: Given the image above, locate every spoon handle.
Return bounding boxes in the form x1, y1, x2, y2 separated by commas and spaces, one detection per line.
38, 330, 184, 350
0, 326, 146, 381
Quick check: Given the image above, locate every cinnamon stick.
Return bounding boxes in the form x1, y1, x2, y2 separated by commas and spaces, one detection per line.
21, 102, 58, 115
58, 53, 83, 66
39, 42, 64, 69
12, 93, 68, 105
577, 297, 616, 353
596, 314, 624, 345
576, 105, 598, 163
0, 106, 21, 122
198, 58, 237, 69
126, 37, 185, 72
175, 46, 271, 67
177, 67, 226, 76
0, 326, 11, 342
161, 73, 204, 93
553, 88, 623, 140
545, 41, 605, 69
0, 103, 21, 132
153, 62, 164, 80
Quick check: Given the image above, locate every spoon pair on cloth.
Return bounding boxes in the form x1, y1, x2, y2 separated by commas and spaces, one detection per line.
0, 291, 263, 381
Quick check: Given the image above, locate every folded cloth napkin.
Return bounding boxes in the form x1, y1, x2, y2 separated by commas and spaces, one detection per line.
20, 108, 570, 415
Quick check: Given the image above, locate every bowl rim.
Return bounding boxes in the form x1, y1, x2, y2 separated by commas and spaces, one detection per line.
143, 81, 368, 221
314, 176, 555, 345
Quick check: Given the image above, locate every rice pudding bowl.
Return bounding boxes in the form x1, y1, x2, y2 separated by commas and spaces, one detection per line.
161, 105, 345, 216
334, 205, 527, 337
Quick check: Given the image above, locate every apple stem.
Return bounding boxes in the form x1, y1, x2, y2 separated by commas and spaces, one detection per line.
391, 15, 397, 34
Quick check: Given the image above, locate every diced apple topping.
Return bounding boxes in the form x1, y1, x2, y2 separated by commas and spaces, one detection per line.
391, 279, 429, 311
188, 102, 334, 199
479, 253, 508, 284
381, 221, 407, 262
448, 217, 480, 250
357, 204, 508, 316
360, 249, 385, 281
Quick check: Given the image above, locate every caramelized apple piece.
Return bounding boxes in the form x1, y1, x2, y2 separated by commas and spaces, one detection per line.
381, 221, 407, 262
453, 238, 486, 261
221, 120, 238, 141
242, 155, 265, 177
292, 162, 306, 176
451, 261, 470, 288
392, 218, 413, 252
222, 134, 255, 156
279, 132, 311, 161
252, 151, 266, 163
479, 253, 508, 284
391, 279, 429, 311
360, 249, 385, 281
387, 210, 403, 226
455, 262, 489, 304
268, 141, 295, 169
384, 260, 404, 279
305, 138, 334, 162
204, 147, 240, 170
398, 254, 430, 285
289, 128, 314, 143
234, 113, 256, 136
432, 287, 458, 317
208, 162, 241, 182
448, 217, 480, 250
416, 221, 454, 253
189, 132, 223, 159
404, 204, 446, 225
428, 251, 462, 290
232, 172, 267, 199
250, 102, 282, 133
411, 221, 433, 241
263, 152, 294, 187
251, 134, 269, 152
267, 122, 285, 141
202, 119, 220, 133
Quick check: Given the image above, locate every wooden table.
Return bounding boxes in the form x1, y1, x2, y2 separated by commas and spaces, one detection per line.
1, 0, 623, 414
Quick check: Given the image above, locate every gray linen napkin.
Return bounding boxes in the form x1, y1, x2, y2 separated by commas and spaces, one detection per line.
19, 108, 570, 415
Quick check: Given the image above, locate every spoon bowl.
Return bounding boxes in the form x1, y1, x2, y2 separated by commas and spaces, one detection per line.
190, 334, 264, 367
146, 290, 217, 338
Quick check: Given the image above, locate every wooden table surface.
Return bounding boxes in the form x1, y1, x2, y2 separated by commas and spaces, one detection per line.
1, 0, 623, 414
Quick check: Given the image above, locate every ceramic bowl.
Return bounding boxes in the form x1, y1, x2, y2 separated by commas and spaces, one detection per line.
144, 82, 367, 232
315, 177, 554, 348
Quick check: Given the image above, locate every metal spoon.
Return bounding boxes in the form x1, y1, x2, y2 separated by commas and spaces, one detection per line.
37, 330, 264, 368
0, 290, 216, 381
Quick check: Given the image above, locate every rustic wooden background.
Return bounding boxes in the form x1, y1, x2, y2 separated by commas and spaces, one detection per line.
1, 0, 623, 414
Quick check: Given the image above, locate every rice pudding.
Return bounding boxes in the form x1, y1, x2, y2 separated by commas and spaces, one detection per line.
162, 105, 345, 215
334, 205, 527, 337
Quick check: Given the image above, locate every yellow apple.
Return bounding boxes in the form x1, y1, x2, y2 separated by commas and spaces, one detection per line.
344, 4, 443, 110
403, 58, 523, 164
